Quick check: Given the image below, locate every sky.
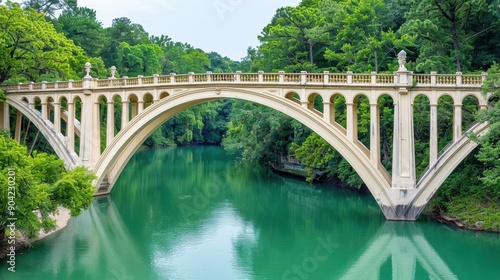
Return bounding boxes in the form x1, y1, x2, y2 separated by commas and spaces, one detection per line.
74, 0, 302, 61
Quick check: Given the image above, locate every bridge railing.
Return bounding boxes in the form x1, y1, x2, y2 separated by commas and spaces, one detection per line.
413, 72, 484, 86
2, 71, 487, 92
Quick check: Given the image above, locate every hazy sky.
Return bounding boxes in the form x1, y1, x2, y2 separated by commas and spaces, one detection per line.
75, 0, 302, 61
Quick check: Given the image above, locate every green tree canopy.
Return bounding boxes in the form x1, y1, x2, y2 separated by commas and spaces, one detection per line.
0, 3, 91, 83
22, 0, 76, 17
323, 0, 415, 73
254, 3, 330, 72
100, 17, 150, 67
0, 131, 95, 248
116, 42, 163, 77
54, 7, 107, 58
476, 63, 500, 202
401, 0, 496, 72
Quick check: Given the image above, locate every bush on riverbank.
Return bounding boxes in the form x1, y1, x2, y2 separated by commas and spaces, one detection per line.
0, 131, 96, 257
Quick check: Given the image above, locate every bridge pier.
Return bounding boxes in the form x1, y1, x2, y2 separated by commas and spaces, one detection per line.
392, 72, 416, 189
380, 198, 422, 221
79, 90, 96, 167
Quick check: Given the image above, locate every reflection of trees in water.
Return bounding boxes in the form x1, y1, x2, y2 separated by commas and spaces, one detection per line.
13, 197, 149, 279
229, 165, 385, 278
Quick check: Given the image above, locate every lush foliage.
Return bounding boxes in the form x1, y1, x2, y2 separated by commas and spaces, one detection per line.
476, 64, 500, 203
249, 0, 498, 73
0, 3, 98, 84
429, 64, 500, 229
0, 131, 96, 249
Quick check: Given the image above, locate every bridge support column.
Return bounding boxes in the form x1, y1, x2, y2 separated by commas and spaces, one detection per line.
429, 103, 438, 166
370, 103, 380, 165
131, 101, 138, 119
0, 103, 10, 132
107, 101, 115, 146
392, 87, 416, 189
79, 90, 94, 167
138, 101, 145, 115
53, 102, 61, 134
453, 104, 462, 142
15, 111, 22, 143
67, 102, 75, 153
41, 102, 48, 120
323, 102, 335, 124
122, 101, 129, 128
346, 102, 358, 143
92, 101, 101, 159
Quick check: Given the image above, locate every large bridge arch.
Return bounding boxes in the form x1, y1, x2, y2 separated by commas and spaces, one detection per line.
93, 87, 394, 209
6, 97, 79, 168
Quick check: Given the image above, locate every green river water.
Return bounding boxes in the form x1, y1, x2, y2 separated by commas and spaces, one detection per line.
2, 146, 500, 279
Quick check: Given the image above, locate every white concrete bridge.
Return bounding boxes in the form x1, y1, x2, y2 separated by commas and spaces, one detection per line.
0, 62, 490, 221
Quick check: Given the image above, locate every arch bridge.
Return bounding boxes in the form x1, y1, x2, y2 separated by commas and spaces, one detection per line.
1, 65, 490, 221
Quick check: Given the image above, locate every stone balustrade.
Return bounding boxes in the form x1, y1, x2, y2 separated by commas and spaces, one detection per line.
2, 71, 487, 92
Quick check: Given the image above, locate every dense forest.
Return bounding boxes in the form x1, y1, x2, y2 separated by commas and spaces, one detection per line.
1, 0, 499, 230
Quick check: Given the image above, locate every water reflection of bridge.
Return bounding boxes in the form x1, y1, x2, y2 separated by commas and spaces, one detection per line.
341, 222, 457, 280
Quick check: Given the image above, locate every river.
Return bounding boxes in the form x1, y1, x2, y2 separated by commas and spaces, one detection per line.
2, 146, 500, 279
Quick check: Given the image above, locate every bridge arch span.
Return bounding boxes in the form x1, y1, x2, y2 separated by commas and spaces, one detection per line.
6, 97, 79, 168
93, 87, 393, 208
413, 122, 489, 215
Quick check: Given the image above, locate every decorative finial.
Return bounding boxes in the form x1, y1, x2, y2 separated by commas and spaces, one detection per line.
110, 66, 117, 79
84, 62, 92, 78
397, 50, 407, 71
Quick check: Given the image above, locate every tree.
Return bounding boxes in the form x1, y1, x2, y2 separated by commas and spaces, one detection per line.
255, 3, 330, 72
0, 4, 88, 83
54, 7, 107, 57
0, 131, 95, 249
289, 133, 335, 182
222, 101, 310, 165
322, 0, 415, 73
476, 63, 500, 203
152, 37, 211, 74
116, 42, 163, 77
100, 17, 150, 67
22, 0, 77, 18
401, 0, 494, 72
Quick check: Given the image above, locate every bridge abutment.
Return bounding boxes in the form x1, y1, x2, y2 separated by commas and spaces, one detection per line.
380, 189, 422, 221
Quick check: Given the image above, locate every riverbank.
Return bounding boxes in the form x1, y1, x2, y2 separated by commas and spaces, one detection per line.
425, 197, 500, 232
0, 206, 71, 259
